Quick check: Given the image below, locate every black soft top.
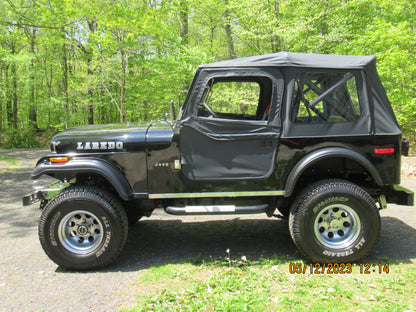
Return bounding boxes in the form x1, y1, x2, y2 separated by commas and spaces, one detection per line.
192, 52, 400, 136
200, 52, 376, 70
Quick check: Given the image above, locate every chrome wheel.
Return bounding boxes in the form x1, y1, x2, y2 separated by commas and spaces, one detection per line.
314, 204, 361, 249
58, 210, 104, 255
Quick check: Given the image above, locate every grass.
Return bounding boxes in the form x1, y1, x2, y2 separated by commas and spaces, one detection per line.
124, 255, 416, 312
0, 154, 20, 174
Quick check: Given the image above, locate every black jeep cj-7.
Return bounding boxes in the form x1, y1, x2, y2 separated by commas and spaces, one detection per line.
23, 52, 414, 270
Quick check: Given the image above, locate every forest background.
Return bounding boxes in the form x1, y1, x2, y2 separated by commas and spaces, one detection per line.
0, 0, 415, 148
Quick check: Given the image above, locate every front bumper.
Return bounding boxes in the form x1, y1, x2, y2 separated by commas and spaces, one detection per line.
22, 190, 44, 206
22, 181, 69, 206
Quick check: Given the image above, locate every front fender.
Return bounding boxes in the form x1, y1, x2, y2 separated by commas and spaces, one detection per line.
31, 157, 133, 201
284, 147, 383, 197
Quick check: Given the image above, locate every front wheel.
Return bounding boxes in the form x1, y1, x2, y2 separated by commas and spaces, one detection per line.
39, 186, 128, 270
289, 179, 380, 263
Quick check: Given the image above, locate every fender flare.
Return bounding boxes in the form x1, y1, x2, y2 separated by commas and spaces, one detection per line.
31, 157, 133, 201
284, 147, 383, 197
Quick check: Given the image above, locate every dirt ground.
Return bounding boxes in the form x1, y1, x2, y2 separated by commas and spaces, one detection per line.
0, 149, 415, 311
402, 156, 416, 179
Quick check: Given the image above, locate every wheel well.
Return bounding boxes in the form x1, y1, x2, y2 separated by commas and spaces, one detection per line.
287, 156, 379, 201
74, 173, 154, 218
75, 173, 118, 197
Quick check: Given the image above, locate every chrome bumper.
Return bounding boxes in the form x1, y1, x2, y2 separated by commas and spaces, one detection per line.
22, 181, 69, 206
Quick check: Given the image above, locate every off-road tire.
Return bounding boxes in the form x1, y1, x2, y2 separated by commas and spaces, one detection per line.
39, 186, 128, 270
289, 179, 380, 263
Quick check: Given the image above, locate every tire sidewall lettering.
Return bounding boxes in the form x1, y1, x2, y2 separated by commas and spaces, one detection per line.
322, 236, 366, 257
312, 196, 349, 214
95, 215, 112, 258
101, 215, 111, 229
322, 249, 353, 258
96, 230, 111, 258
354, 236, 366, 250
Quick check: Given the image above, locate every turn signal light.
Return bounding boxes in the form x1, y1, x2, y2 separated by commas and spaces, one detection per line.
49, 157, 69, 163
374, 148, 395, 154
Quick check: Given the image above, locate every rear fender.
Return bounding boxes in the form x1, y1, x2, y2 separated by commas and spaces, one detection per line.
284, 147, 383, 197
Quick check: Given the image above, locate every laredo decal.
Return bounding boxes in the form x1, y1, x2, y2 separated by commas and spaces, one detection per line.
77, 141, 124, 151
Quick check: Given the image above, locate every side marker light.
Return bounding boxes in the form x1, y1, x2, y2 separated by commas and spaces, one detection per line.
49, 157, 69, 163
374, 148, 394, 154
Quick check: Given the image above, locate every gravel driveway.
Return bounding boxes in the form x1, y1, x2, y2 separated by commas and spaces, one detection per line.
1, 149, 416, 311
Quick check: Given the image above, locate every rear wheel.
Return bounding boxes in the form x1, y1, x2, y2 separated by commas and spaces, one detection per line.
289, 179, 380, 263
39, 186, 128, 270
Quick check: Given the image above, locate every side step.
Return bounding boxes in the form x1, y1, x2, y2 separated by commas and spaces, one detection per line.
165, 204, 270, 215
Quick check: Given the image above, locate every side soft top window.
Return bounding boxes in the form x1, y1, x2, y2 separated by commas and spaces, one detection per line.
198, 76, 273, 121
291, 72, 361, 123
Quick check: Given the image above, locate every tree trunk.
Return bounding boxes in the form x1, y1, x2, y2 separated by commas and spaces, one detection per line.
270, 1, 283, 52
28, 28, 38, 129
12, 64, 18, 130
5, 65, 13, 127
120, 44, 126, 123
179, 1, 189, 45
62, 29, 69, 127
11, 44, 18, 129
0, 67, 3, 131
87, 60, 94, 125
210, 24, 216, 52
87, 19, 97, 125
224, 0, 236, 59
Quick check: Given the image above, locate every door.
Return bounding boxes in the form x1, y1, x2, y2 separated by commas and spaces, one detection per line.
180, 69, 284, 181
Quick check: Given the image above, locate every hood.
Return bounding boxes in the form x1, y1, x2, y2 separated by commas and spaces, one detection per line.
52, 122, 174, 154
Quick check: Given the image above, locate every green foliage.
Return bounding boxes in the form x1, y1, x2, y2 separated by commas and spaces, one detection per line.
2, 128, 45, 149
0, 0, 415, 142
0, 154, 20, 174
208, 81, 260, 115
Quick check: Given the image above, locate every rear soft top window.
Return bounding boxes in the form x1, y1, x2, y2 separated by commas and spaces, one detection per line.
291, 72, 361, 124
